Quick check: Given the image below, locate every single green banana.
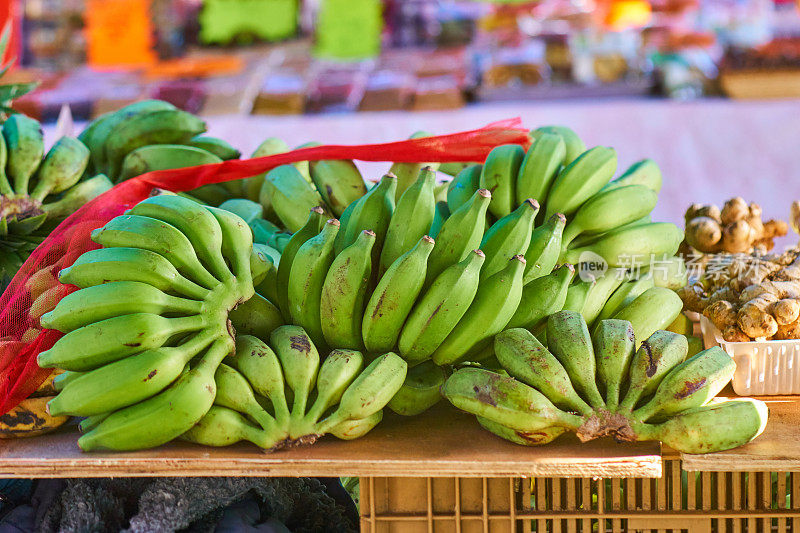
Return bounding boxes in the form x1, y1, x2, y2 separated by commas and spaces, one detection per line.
104, 108, 206, 179
494, 328, 593, 415
270, 326, 320, 421
186, 135, 241, 160
206, 206, 254, 288
249, 218, 282, 246
59, 247, 208, 300
432, 255, 525, 366
40, 280, 202, 333
516, 132, 565, 206
251, 246, 279, 303
643, 255, 688, 290
562, 222, 683, 267
46, 329, 217, 416
275, 207, 326, 320
531, 126, 585, 165
309, 158, 368, 216
446, 164, 481, 214
477, 417, 567, 446
429, 201, 450, 239
320, 230, 375, 349
618, 329, 689, 411
597, 276, 655, 322
287, 219, 339, 346
439, 161, 473, 177
80, 99, 176, 175
389, 131, 440, 200
479, 144, 524, 219
305, 349, 364, 424
79, 413, 110, 433
186, 184, 233, 206
336, 173, 396, 257
479, 199, 538, 279
544, 146, 617, 219
631, 399, 768, 454
117, 144, 222, 183
545, 311, 605, 409
602, 158, 662, 194
424, 188, 491, 286
78, 337, 232, 451
213, 363, 276, 430
226, 335, 290, 425
91, 214, 218, 289
29, 136, 89, 201
592, 319, 635, 410
610, 286, 684, 348
561, 185, 659, 248
523, 213, 566, 284
379, 167, 436, 276
128, 194, 230, 282
507, 263, 574, 329
562, 278, 594, 314
218, 198, 264, 225
248, 137, 290, 204
37, 312, 206, 371
387, 360, 446, 416
319, 352, 407, 430
53, 370, 82, 392
182, 405, 275, 448
398, 250, 484, 364
442, 368, 582, 431
633, 347, 735, 422
3, 114, 44, 195
580, 268, 628, 326
229, 293, 283, 341
262, 165, 329, 232
362, 235, 435, 354
41, 174, 113, 219
328, 411, 383, 440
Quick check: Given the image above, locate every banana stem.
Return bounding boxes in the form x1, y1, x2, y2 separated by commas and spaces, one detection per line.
173, 329, 220, 364
556, 410, 586, 432
289, 385, 310, 424
631, 399, 658, 423
167, 294, 205, 316
628, 420, 658, 441
269, 393, 292, 427
315, 409, 347, 434
172, 274, 211, 301
188, 261, 224, 292
29, 181, 53, 203
194, 337, 234, 376
303, 397, 330, 427
246, 404, 279, 434
0, 174, 14, 196
252, 424, 289, 450
605, 385, 620, 412
168, 314, 208, 336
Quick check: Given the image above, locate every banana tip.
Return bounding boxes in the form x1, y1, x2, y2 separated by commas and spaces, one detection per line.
478, 188, 491, 198
422, 235, 435, 244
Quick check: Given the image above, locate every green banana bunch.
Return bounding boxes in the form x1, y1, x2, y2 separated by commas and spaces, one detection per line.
1, 115, 111, 288
37, 195, 268, 452
183, 329, 406, 450
443, 312, 768, 454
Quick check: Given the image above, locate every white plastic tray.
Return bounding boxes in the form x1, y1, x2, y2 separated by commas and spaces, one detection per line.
700, 316, 800, 396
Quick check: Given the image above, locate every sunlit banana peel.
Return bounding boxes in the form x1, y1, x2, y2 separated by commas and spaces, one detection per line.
443, 311, 768, 454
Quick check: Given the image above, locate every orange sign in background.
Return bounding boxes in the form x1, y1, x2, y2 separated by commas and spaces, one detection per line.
85, 0, 156, 69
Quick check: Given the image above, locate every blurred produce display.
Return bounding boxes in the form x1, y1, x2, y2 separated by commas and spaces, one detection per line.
2, 0, 799, 121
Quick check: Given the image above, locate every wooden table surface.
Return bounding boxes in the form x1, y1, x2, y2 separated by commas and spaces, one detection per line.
0, 404, 661, 479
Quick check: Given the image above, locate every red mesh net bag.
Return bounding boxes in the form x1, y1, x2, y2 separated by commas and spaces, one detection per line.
0, 119, 529, 415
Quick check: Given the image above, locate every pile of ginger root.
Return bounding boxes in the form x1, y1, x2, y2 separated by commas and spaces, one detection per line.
679, 248, 800, 342
684, 197, 788, 254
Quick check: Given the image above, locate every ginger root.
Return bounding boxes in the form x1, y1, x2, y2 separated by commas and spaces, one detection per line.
683, 198, 787, 254
679, 245, 800, 341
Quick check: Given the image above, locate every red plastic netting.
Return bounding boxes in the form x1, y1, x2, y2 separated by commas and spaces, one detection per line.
0, 119, 529, 415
